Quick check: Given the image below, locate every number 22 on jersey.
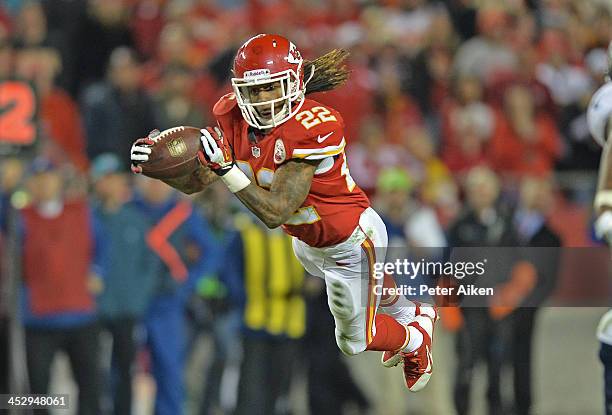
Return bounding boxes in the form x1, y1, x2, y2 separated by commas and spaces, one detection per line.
295, 106, 337, 130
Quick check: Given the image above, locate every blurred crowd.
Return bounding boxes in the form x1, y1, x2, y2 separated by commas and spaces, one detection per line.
0, 0, 611, 414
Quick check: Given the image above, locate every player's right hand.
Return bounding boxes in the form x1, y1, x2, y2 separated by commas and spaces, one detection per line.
130, 129, 160, 174
198, 127, 234, 176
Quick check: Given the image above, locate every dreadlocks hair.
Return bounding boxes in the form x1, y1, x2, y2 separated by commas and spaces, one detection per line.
304, 49, 350, 95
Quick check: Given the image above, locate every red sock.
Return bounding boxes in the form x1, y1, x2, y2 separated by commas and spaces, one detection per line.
365, 314, 408, 351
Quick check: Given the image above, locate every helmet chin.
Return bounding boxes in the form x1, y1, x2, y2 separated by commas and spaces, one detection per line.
254, 104, 289, 128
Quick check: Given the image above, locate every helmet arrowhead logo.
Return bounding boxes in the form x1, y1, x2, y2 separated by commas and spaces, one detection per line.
287, 42, 302, 64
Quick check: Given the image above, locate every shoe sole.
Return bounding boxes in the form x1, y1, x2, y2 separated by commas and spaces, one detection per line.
407, 372, 431, 392
381, 351, 402, 367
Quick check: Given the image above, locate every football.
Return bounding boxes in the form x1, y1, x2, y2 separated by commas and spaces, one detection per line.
140, 126, 202, 179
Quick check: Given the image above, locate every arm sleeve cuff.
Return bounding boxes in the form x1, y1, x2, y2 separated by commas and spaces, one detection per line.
221, 165, 251, 193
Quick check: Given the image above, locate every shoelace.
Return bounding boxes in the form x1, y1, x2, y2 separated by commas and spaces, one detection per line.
402, 351, 426, 376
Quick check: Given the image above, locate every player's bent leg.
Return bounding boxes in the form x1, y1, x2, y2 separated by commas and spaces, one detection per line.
321, 223, 385, 356
325, 207, 414, 356
324, 275, 365, 356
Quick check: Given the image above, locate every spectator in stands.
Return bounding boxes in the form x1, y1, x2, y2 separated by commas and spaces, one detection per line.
452, 7, 518, 84
489, 84, 562, 181
230, 212, 307, 415
12, 1, 72, 90
304, 276, 370, 415
346, 117, 386, 196
129, 0, 165, 60
14, 47, 89, 171
371, 44, 424, 143
447, 166, 518, 415
347, 117, 419, 197
441, 75, 494, 174
190, 182, 242, 415
375, 167, 446, 250
82, 47, 157, 170
90, 153, 157, 415
154, 63, 208, 131
12, 2, 50, 49
20, 157, 106, 415
141, 22, 197, 92
535, 29, 593, 109
404, 126, 454, 208
73, 0, 134, 94
507, 175, 561, 415
133, 175, 219, 415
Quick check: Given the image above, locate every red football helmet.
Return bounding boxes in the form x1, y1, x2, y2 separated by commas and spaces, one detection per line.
232, 34, 311, 129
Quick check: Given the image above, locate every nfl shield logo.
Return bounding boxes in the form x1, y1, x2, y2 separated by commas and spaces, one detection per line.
251, 146, 261, 158
167, 138, 187, 157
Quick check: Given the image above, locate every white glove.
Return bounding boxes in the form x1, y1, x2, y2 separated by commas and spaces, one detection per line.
198, 127, 234, 175
197, 126, 250, 193
130, 129, 160, 173
595, 210, 612, 243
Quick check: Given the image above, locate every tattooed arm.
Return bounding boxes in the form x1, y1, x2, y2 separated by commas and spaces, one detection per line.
162, 164, 219, 195
235, 159, 317, 228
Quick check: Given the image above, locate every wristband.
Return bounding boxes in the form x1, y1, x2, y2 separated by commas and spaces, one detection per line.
221, 165, 251, 193
595, 190, 612, 211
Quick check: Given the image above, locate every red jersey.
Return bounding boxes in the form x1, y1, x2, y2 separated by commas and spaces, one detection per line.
213, 93, 370, 247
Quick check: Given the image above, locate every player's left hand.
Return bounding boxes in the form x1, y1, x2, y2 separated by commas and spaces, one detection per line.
595, 210, 612, 244
130, 129, 160, 174
198, 127, 234, 176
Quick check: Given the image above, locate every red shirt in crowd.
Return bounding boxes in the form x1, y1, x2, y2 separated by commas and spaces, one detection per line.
488, 110, 561, 177
41, 89, 89, 171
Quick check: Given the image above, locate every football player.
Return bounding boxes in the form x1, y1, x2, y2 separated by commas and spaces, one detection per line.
587, 41, 612, 415
131, 34, 438, 391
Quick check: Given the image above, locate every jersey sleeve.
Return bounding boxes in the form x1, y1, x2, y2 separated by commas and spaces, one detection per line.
213, 92, 240, 147
283, 104, 347, 161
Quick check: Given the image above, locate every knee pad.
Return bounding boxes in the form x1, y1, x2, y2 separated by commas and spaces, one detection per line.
326, 278, 367, 356
326, 278, 355, 320
335, 329, 364, 356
